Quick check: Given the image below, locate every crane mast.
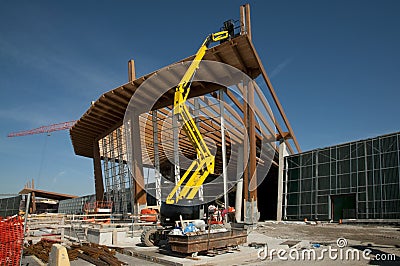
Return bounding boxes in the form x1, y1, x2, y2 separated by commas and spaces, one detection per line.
166, 31, 229, 204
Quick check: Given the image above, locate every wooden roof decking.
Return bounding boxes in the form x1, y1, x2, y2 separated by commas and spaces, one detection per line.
70, 34, 262, 158
70, 33, 299, 159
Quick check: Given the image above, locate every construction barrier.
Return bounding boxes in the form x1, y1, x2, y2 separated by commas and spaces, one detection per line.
0, 215, 24, 266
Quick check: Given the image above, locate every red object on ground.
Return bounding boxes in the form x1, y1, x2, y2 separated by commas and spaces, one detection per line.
0, 216, 24, 266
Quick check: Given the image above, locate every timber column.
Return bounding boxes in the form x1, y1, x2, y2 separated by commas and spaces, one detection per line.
241, 3, 259, 223
128, 59, 147, 214
93, 140, 104, 201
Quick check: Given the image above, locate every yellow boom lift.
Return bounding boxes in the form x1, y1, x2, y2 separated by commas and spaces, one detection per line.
166, 31, 230, 204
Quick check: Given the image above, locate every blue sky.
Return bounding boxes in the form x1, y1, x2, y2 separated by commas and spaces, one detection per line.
1, 1, 399, 196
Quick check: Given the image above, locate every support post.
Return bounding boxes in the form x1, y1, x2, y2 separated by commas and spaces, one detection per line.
240, 4, 252, 41
116, 128, 127, 214
93, 140, 104, 201
172, 110, 181, 198
245, 3, 252, 41
193, 98, 204, 201
235, 145, 244, 222
128, 60, 135, 82
277, 141, 289, 221
242, 81, 249, 222
248, 81, 257, 203
31, 179, 36, 214
130, 113, 147, 214
244, 80, 258, 223
235, 179, 243, 222
152, 110, 162, 207
20, 192, 31, 266
240, 5, 245, 35
220, 89, 229, 215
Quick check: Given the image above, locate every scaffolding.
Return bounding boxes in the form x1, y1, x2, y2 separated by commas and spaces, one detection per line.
100, 127, 133, 214
138, 94, 234, 204
97, 83, 277, 214
58, 194, 96, 215
283, 132, 400, 220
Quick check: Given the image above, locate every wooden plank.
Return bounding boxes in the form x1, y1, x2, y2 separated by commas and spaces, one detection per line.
128, 59, 136, 82
93, 141, 104, 201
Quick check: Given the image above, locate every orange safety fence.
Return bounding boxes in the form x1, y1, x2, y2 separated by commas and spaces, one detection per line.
0, 215, 24, 266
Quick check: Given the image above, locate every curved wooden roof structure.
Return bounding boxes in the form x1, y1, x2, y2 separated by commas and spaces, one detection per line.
70, 34, 300, 159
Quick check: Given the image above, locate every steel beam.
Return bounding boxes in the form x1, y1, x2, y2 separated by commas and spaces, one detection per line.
220, 89, 229, 213
172, 110, 181, 198
152, 110, 162, 206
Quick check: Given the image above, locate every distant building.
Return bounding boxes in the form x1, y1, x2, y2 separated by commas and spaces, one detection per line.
283, 132, 400, 221
58, 194, 96, 215
0, 195, 22, 217
0, 195, 58, 217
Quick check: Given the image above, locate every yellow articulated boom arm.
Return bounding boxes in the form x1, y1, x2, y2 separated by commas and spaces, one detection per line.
166, 31, 229, 204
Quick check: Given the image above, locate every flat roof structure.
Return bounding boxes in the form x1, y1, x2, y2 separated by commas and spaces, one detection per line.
19, 188, 77, 201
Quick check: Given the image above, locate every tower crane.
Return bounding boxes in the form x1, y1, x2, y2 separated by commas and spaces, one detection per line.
7, 121, 76, 137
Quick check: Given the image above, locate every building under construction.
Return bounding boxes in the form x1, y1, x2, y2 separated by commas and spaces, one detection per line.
66, 4, 400, 223
69, 4, 300, 223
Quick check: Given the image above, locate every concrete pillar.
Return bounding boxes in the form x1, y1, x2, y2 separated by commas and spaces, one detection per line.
235, 179, 243, 222
60, 217, 65, 241
112, 229, 118, 245
277, 141, 289, 221
235, 145, 244, 222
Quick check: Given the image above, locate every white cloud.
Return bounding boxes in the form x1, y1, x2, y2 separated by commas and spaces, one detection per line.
270, 58, 293, 78
52, 170, 66, 184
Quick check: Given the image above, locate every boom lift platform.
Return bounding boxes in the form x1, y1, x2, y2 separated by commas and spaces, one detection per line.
166, 30, 230, 204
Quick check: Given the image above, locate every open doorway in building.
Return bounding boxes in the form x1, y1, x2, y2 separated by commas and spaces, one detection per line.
258, 165, 278, 221
331, 193, 356, 221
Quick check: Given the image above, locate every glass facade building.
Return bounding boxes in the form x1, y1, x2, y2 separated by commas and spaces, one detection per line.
0, 196, 22, 217
283, 132, 400, 221
58, 194, 96, 214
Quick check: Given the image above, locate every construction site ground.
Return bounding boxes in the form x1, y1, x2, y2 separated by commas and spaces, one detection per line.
22, 221, 400, 265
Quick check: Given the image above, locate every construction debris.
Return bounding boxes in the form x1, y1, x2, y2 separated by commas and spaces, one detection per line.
24, 239, 127, 265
